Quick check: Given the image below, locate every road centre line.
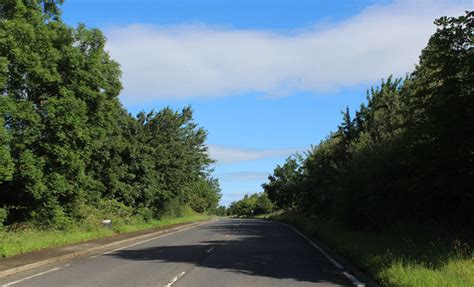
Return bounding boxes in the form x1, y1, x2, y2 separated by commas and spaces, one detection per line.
164, 271, 186, 287
102, 221, 215, 255
206, 246, 215, 253
231, 220, 242, 232
1, 267, 61, 287
282, 223, 365, 287
2, 221, 214, 287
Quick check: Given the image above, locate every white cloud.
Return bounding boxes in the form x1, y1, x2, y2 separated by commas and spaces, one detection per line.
208, 145, 306, 164
105, 0, 469, 102
217, 172, 270, 181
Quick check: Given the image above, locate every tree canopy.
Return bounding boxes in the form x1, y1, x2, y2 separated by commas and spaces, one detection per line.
262, 11, 473, 230
0, 0, 221, 228
228, 193, 273, 217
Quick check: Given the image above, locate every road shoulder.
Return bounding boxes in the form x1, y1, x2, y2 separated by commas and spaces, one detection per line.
0, 219, 215, 279
272, 220, 381, 287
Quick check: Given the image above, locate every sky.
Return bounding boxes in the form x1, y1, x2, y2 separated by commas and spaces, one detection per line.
61, 0, 471, 206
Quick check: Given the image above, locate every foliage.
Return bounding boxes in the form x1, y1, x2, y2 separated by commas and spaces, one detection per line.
228, 192, 273, 217
262, 11, 473, 230
0, 210, 210, 258
188, 177, 221, 214
271, 212, 473, 287
0, 0, 220, 228
212, 205, 228, 216
262, 154, 303, 210
0, 207, 7, 228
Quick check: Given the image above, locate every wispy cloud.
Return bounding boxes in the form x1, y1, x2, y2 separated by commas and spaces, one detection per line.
208, 145, 306, 164
217, 172, 270, 182
105, 0, 469, 102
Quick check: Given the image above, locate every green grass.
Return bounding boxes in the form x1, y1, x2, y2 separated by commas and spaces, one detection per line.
0, 212, 211, 258
269, 212, 473, 287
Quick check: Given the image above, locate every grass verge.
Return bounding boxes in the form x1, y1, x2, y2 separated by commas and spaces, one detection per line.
0, 212, 211, 258
268, 211, 473, 287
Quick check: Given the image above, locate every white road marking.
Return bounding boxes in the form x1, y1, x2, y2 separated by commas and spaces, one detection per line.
164, 271, 186, 287
1, 221, 214, 287
1, 267, 61, 287
232, 220, 242, 231
206, 246, 215, 253
1, 221, 215, 287
102, 221, 214, 255
343, 271, 365, 287
283, 223, 365, 287
284, 224, 343, 269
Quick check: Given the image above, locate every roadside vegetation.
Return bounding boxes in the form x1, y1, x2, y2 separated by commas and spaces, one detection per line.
236, 11, 473, 287
269, 212, 473, 287
0, 0, 221, 254
227, 192, 273, 217
0, 208, 209, 258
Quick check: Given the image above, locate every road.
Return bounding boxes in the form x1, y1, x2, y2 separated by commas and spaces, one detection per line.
0, 219, 361, 287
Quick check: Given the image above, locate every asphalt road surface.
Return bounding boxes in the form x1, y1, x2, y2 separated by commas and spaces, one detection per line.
0, 219, 361, 287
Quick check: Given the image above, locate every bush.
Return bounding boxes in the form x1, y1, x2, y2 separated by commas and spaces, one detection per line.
30, 202, 74, 230
228, 193, 274, 217
0, 208, 7, 228
135, 207, 154, 222
159, 198, 188, 218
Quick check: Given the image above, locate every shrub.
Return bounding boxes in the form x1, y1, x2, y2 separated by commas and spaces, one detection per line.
0, 208, 7, 229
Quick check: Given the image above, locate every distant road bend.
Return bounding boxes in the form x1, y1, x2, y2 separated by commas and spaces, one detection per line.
0, 219, 364, 287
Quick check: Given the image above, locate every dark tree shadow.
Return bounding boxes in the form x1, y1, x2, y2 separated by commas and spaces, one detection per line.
105, 219, 352, 285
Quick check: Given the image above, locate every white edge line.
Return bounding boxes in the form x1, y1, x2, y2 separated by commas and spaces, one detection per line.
102, 221, 214, 255
283, 223, 365, 287
1, 220, 214, 287
206, 246, 215, 253
1, 267, 61, 287
343, 271, 365, 287
164, 271, 186, 287
283, 223, 343, 269
0, 220, 216, 285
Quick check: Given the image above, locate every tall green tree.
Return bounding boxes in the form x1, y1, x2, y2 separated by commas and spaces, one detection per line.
0, 0, 124, 225
401, 11, 474, 224
263, 11, 473, 229
262, 155, 303, 210
0, 1, 220, 227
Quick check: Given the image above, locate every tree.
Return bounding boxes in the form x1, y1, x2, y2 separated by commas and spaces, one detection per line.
229, 193, 274, 217
262, 11, 473, 229
0, 1, 221, 227
188, 177, 221, 213
401, 11, 474, 225
262, 155, 303, 210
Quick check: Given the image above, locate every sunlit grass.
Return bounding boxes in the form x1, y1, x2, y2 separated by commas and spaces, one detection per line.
270, 212, 473, 287
0, 213, 211, 258
379, 259, 474, 287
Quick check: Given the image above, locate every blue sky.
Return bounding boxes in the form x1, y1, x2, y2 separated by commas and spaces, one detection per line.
61, 0, 470, 205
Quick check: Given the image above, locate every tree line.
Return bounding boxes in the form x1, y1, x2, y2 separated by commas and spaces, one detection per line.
228, 192, 273, 217
263, 12, 473, 230
0, 0, 221, 229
